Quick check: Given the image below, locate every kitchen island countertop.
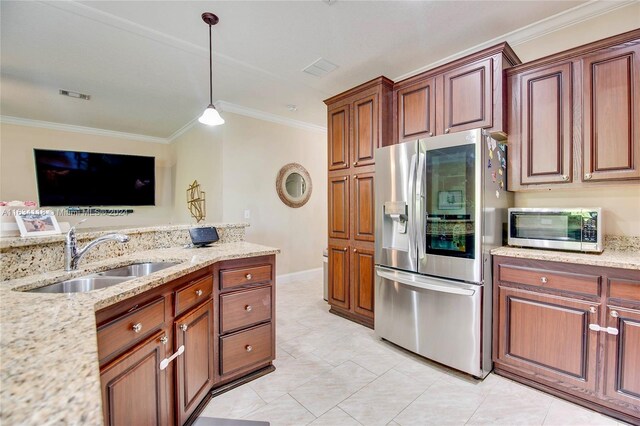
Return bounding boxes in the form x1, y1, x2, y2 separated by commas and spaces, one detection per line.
0, 241, 279, 425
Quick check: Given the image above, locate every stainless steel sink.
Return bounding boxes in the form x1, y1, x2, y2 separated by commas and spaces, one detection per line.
28, 261, 180, 293
94, 262, 180, 277
28, 276, 132, 293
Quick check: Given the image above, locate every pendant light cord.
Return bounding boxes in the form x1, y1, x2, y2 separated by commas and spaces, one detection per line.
208, 23, 213, 106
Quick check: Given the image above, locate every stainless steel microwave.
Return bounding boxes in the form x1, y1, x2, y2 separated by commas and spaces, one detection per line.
508, 208, 603, 253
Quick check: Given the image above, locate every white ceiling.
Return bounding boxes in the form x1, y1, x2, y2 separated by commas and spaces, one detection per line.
0, 0, 607, 139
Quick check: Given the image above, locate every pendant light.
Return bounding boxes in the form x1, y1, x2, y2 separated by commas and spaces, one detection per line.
198, 12, 224, 126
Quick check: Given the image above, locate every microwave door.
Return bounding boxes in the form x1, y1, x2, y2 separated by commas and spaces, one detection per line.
375, 140, 419, 272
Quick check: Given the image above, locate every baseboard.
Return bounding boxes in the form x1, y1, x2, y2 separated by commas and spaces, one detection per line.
276, 267, 322, 284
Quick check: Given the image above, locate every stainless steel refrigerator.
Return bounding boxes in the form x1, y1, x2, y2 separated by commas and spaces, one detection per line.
374, 128, 511, 378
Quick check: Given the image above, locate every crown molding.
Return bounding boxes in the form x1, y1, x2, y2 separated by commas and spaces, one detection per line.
0, 116, 170, 144
393, 0, 636, 82
215, 101, 327, 134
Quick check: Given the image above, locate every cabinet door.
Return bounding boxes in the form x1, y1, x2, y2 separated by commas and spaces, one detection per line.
175, 301, 214, 425
100, 331, 170, 426
396, 78, 436, 142
497, 286, 599, 396
443, 57, 493, 134
520, 62, 573, 184
328, 244, 350, 310
583, 45, 640, 181
351, 247, 375, 319
352, 172, 375, 242
329, 174, 350, 239
603, 305, 640, 413
328, 105, 350, 171
353, 93, 378, 167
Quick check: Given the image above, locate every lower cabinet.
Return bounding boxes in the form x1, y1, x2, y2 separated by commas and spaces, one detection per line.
96, 254, 276, 426
175, 300, 215, 425
493, 256, 640, 423
100, 330, 170, 426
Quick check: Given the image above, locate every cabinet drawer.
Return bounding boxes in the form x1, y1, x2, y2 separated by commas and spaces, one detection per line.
220, 286, 271, 333
98, 297, 166, 362
220, 265, 272, 290
498, 264, 600, 296
609, 278, 640, 303
220, 323, 272, 375
175, 275, 213, 316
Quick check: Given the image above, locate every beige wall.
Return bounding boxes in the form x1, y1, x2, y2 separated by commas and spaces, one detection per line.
219, 113, 327, 275
0, 123, 174, 229
171, 124, 223, 223
510, 3, 640, 236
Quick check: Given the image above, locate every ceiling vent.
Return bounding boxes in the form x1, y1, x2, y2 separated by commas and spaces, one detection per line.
302, 58, 338, 77
59, 89, 91, 100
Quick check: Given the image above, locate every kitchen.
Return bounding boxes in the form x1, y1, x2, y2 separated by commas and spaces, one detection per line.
1, 1, 639, 425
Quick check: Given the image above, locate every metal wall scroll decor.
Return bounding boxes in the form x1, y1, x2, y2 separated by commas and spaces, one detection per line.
187, 180, 206, 223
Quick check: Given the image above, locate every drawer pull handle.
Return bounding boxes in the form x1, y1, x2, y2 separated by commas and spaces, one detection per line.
429, 132, 433, 137
195, 289, 203, 297
159, 345, 184, 370
610, 310, 619, 318
589, 324, 619, 335
132, 323, 142, 333
245, 345, 253, 352
562, 175, 569, 181
445, 128, 450, 134
160, 336, 168, 345
584, 173, 592, 180
245, 273, 253, 280
589, 306, 597, 314
180, 324, 188, 332
245, 304, 253, 312
540, 276, 548, 284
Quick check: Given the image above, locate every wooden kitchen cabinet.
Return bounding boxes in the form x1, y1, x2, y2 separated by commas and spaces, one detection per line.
493, 256, 640, 423
328, 105, 350, 171
396, 77, 436, 142
507, 29, 640, 190
325, 77, 392, 328
100, 330, 170, 426
174, 300, 215, 425
351, 246, 375, 320
393, 43, 519, 144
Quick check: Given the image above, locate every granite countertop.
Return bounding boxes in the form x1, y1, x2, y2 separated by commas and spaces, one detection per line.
491, 246, 640, 270
0, 241, 279, 425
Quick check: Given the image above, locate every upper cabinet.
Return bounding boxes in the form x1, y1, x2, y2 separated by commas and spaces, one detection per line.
394, 43, 520, 144
507, 29, 640, 190
328, 105, 350, 171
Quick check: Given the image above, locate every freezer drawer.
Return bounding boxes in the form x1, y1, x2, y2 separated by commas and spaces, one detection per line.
374, 266, 485, 377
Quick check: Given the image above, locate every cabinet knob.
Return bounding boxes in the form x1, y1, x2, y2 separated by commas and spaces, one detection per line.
245, 273, 252, 280
540, 276, 548, 284
160, 336, 168, 345
132, 323, 142, 333
589, 306, 597, 314
611, 310, 619, 318
445, 128, 450, 134
245, 345, 253, 352
180, 324, 188, 332
584, 173, 592, 180
353, 175, 357, 179
245, 304, 253, 312
195, 289, 203, 297
343, 176, 348, 181
429, 132, 433, 137
562, 175, 569, 181
353, 248, 357, 253
353, 161, 358, 166
342, 247, 348, 252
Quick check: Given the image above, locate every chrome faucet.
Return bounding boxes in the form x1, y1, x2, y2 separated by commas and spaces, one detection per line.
64, 221, 130, 271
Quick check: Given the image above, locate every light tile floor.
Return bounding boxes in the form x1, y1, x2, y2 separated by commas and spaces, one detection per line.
199, 278, 627, 426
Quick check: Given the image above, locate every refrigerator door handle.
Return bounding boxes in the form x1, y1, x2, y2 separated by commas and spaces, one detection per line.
407, 153, 418, 260
376, 267, 476, 296
415, 151, 427, 258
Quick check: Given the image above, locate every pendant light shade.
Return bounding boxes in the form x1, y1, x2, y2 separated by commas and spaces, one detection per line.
199, 12, 224, 126
199, 104, 224, 125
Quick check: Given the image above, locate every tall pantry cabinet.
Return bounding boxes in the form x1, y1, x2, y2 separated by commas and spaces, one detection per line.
325, 77, 393, 328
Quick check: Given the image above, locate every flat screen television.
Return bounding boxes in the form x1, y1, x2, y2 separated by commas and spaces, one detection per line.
34, 149, 155, 206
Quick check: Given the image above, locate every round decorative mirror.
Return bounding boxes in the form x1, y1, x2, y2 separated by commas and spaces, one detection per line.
276, 163, 312, 208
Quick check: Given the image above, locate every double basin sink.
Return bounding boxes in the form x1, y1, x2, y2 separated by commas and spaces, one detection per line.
28, 262, 180, 294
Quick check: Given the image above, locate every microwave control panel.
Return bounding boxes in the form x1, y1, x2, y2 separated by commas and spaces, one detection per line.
582, 214, 598, 243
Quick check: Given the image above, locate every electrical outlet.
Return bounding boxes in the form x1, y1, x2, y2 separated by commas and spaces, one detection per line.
244, 209, 251, 219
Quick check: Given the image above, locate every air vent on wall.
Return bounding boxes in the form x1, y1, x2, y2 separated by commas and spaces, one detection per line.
302, 58, 338, 77
59, 89, 91, 100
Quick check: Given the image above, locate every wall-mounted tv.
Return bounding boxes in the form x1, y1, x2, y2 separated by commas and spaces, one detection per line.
34, 149, 155, 206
